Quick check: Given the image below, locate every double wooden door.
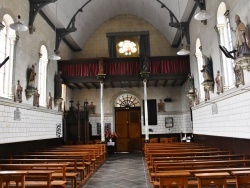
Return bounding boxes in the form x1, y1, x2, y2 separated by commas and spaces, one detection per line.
115, 108, 141, 152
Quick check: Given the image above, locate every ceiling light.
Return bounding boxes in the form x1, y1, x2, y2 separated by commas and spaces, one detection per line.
9, 15, 28, 31
177, 47, 190, 56
49, 1, 61, 61
194, 10, 214, 21
48, 50, 61, 61
177, 0, 190, 56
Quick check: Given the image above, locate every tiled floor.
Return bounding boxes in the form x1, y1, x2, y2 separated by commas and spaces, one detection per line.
81, 152, 152, 188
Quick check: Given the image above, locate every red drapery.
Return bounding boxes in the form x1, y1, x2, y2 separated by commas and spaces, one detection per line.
58, 56, 190, 77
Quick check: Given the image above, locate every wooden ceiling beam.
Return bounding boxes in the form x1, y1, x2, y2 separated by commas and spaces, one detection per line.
164, 80, 168, 87
172, 80, 177, 87
82, 83, 90, 89
155, 80, 158, 87
92, 83, 98, 89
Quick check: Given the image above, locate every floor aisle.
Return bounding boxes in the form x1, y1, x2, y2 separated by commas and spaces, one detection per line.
82, 152, 152, 188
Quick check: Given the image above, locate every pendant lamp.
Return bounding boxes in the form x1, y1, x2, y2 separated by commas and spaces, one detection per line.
48, 2, 61, 61
9, 15, 28, 32
177, 0, 190, 56
48, 50, 61, 61
194, 9, 214, 21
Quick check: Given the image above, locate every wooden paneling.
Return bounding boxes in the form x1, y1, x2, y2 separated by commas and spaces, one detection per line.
194, 134, 250, 156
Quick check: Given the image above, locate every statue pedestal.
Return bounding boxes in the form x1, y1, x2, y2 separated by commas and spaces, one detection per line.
235, 55, 250, 71
201, 80, 214, 92
25, 88, 37, 100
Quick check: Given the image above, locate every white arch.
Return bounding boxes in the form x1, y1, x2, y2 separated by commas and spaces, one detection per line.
114, 93, 141, 107
195, 38, 204, 101
38, 45, 49, 107
217, 2, 226, 25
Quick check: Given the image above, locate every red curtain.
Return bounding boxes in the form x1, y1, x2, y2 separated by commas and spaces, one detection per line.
58, 56, 190, 77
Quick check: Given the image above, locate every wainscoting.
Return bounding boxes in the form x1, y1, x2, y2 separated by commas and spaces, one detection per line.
194, 134, 250, 156
0, 138, 64, 158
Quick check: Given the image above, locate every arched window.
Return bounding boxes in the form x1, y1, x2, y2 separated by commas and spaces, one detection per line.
61, 84, 67, 110
114, 94, 140, 107
195, 38, 204, 101
0, 14, 16, 98
216, 2, 234, 90
38, 45, 48, 107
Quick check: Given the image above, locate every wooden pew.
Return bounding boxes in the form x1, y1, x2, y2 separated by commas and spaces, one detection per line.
24, 151, 94, 175
11, 154, 89, 181
0, 164, 67, 188
0, 170, 27, 188
0, 159, 80, 188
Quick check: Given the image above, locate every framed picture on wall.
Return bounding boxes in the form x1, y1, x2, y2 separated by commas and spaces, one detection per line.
105, 123, 111, 132
97, 123, 101, 135
165, 117, 173, 128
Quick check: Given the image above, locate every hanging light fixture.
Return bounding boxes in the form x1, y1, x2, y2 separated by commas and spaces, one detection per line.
177, 0, 190, 56
9, 0, 28, 32
194, 10, 214, 21
9, 15, 28, 31
49, 50, 61, 60
49, 2, 61, 61
194, 0, 214, 21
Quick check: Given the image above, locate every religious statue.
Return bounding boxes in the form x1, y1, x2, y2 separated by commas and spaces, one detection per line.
158, 99, 165, 112
48, 92, 52, 109
194, 88, 200, 105
15, 80, 23, 103
234, 64, 245, 87
201, 55, 214, 81
84, 99, 88, 111
27, 64, 36, 89
140, 54, 150, 73
187, 73, 195, 93
54, 71, 63, 100
88, 101, 95, 114
215, 70, 223, 94
234, 14, 250, 58
204, 87, 210, 101
33, 90, 40, 107
98, 58, 105, 75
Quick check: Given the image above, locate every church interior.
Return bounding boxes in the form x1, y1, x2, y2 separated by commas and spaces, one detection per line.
1, 0, 250, 187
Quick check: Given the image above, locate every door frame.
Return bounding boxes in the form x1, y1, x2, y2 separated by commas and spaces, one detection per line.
114, 107, 141, 152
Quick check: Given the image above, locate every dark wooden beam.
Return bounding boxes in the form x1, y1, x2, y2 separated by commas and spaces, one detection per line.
74, 83, 82, 90
128, 81, 131, 88
65, 84, 74, 90
154, 80, 158, 87
92, 83, 98, 89
82, 83, 90, 89
163, 80, 168, 87
179, 79, 187, 86
172, 80, 177, 87
110, 82, 114, 88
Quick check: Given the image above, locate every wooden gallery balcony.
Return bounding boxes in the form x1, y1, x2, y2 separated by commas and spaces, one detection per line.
58, 56, 190, 89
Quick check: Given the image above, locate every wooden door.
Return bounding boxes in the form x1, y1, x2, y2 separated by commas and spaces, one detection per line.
115, 108, 141, 152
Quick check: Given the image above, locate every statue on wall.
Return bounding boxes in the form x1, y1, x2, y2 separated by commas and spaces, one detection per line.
15, 80, 23, 103
48, 92, 52, 109
140, 54, 150, 73
33, 90, 40, 107
215, 70, 223, 94
186, 74, 196, 107
200, 55, 214, 101
234, 14, 250, 58
54, 71, 63, 105
27, 64, 37, 89
158, 99, 165, 112
234, 64, 245, 87
88, 101, 95, 114
98, 58, 105, 75
201, 55, 214, 81
194, 88, 200, 105
204, 87, 210, 101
